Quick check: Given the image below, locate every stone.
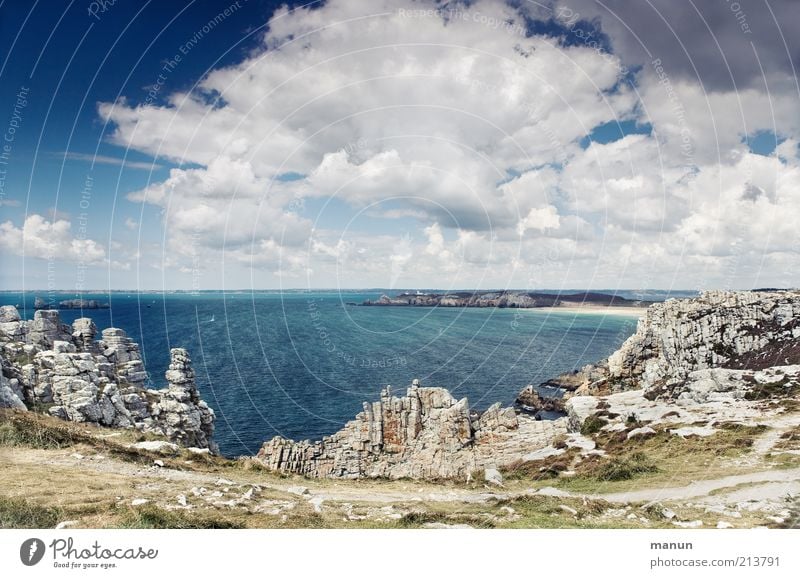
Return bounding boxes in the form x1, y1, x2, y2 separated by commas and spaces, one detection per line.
55, 521, 78, 530
672, 520, 703, 528
484, 468, 504, 486
717, 521, 734, 529
131, 499, 149, 506
559, 504, 578, 516
286, 486, 310, 496
627, 426, 656, 439
133, 440, 180, 454
153, 460, 165, 467
0, 305, 21, 323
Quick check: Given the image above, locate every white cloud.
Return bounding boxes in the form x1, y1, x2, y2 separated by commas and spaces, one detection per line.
0, 214, 106, 264
94, 0, 800, 288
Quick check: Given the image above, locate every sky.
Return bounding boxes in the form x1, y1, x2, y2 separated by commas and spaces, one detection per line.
0, 0, 799, 292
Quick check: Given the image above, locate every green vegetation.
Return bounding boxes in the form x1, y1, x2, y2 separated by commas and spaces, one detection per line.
0, 496, 62, 528
115, 504, 245, 529
580, 413, 606, 435
590, 452, 659, 482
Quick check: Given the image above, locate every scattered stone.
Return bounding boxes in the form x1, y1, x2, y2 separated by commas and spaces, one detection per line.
484, 468, 504, 487
133, 441, 180, 454
55, 521, 78, 530
177, 495, 188, 507
423, 522, 474, 529
286, 486, 310, 496
131, 499, 149, 506
153, 460, 164, 468
627, 426, 656, 439
309, 496, 325, 513
559, 504, 578, 516
717, 521, 734, 529
672, 520, 703, 528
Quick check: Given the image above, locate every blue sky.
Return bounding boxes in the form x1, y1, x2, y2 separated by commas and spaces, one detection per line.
1, 0, 798, 291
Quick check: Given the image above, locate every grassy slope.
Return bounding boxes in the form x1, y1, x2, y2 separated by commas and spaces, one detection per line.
1, 408, 798, 529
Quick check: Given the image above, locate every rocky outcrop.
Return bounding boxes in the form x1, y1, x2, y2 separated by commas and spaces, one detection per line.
515, 385, 565, 413
34, 298, 109, 309
257, 379, 565, 480
607, 290, 800, 391
565, 364, 799, 438
0, 306, 216, 451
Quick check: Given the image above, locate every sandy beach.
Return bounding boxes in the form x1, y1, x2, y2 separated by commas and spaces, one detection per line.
528, 305, 648, 317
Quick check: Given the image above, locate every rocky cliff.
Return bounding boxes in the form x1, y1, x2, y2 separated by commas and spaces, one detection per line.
0, 305, 216, 451
606, 290, 800, 393
256, 380, 565, 480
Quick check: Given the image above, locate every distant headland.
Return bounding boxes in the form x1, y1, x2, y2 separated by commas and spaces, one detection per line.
361, 290, 649, 309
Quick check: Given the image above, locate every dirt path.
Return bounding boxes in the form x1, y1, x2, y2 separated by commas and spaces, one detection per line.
4, 446, 798, 509
574, 468, 800, 504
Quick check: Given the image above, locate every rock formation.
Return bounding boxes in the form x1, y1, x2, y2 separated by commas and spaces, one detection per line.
0, 306, 216, 451
257, 379, 565, 480
606, 290, 800, 391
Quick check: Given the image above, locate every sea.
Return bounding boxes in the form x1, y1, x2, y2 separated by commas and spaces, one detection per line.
0, 289, 697, 456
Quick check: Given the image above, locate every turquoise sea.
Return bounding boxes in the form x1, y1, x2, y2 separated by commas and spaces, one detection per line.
0, 290, 687, 456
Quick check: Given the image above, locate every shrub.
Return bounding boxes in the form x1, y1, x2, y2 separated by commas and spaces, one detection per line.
594, 452, 658, 481
581, 414, 606, 436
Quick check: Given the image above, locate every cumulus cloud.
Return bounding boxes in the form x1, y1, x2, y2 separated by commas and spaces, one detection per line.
0, 214, 106, 264
97, 0, 800, 288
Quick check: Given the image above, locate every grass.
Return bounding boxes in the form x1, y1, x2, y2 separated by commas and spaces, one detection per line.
585, 452, 659, 482
0, 496, 62, 528
115, 504, 245, 529
580, 413, 606, 436
546, 422, 769, 494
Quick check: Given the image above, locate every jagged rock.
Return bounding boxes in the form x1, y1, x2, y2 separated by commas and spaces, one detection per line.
27, 310, 72, 348
0, 305, 20, 323
515, 386, 565, 413
145, 348, 216, 451
72, 318, 98, 353
256, 379, 565, 480
0, 306, 217, 451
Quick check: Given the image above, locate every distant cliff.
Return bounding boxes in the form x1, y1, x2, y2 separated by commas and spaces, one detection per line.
362, 290, 646, 308
34, 297, 109, 310
0, 306, 216, 451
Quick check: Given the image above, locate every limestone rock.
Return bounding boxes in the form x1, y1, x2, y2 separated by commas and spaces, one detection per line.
256, 379, 564, 480
608, 290, 800, 390
0, 306, 217, 452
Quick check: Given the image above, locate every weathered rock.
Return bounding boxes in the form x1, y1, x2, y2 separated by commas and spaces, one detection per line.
607, 290, 800, 390
0, 306, 217, 451
484, 468, 504, 486
515, 385, 566, 413
256, 380, 566, 480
